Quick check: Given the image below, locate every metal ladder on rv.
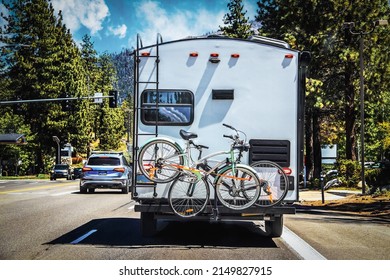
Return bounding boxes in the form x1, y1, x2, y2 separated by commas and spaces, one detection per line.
132, 33, 163, 197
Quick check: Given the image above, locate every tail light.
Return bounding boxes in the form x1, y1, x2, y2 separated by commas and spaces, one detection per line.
114, 167, 125, 173
82, 167, 92, 172
281, 167, 292, 175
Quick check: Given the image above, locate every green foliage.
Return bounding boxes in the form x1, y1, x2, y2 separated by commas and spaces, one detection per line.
0, 0, 127, 174
256, 0, 390, 172
98, 106, 125, 150
365, 167, 390, 194
219, 0, 253, 38
337, 159, 361, 188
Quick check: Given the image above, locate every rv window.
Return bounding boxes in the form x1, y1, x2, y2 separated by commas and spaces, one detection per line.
141, 90, 194, 125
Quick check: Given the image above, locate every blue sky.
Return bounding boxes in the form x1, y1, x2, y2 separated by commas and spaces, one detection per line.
50, 0, 259, 54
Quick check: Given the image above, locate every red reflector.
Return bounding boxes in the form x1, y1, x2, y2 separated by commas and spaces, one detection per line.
143, 164, 153, 170
141, 52, 150, 57
114, 167, 125, 173
189, 52, 198, 57
285, 54, 294, 59
82, 167, 92, 172
210, 53, 219, 57
282, 167, 292, 175
231, 53, 240, 58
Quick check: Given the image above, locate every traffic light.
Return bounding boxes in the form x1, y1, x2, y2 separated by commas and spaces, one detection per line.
109, 90, 118, 108
61, 93, 73, 111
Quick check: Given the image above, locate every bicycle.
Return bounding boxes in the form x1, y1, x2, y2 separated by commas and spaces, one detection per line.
138, 124, 261, 217
250, 160, 289, 207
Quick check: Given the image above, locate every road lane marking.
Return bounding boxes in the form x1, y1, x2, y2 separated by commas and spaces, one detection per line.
70, 229, 98, 244
51, 191, 75, 196
282, 226, 327, 260
0, 182, 77, 194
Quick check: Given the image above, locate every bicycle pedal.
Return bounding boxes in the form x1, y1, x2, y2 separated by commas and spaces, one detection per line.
264, 189, 272, 195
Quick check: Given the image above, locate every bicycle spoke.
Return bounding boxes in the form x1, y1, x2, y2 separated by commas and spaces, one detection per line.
169, 177, 209, 218
251, 161, 289, 207
215, 166, 260, 210
138, 139, 183, 183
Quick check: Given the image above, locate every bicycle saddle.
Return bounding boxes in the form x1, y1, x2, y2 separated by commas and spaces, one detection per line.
179, 129, 198, 140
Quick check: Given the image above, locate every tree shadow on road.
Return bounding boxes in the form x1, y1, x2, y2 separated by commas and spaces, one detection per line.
292, 207, 389, 225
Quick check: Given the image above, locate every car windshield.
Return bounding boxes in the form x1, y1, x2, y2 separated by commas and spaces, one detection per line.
54, 165, 68, 170
87, 157, 120, 166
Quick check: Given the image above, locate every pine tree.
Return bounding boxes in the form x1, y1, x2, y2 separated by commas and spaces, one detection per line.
1, 0, 88, 172
96, 53, 125, 150
219, 0, 253, 39
256, 0, 390, 178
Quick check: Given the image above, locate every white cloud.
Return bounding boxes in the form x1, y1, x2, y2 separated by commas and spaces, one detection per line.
51, 0, 109, 35
132, 0, 224, 48
243, 0, 257, 21
108, 24, 127, 39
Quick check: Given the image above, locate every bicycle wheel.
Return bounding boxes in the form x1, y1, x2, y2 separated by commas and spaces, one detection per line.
251, 161, 289, 207
168, 175, 210, 218
215, 165, 261, 210
138, 139, 184, 183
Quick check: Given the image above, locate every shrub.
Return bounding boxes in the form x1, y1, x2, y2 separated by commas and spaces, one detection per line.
337, 159, 361, 188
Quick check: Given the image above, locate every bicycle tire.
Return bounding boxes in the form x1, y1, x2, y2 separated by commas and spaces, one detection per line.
138, 139, 184, 183
215, 165, 261, 210
250, 161, 289, 207
168, 175, 210, 218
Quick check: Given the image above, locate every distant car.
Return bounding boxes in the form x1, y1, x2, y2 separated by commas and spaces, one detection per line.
73, 167, 83, 179
364, 162, 375, 168
370, 161, 390, 170
50, 164, 73, 180
80, 152, 132, 194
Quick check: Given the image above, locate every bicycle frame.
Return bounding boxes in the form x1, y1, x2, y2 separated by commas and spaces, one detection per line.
145, 137, 243, 183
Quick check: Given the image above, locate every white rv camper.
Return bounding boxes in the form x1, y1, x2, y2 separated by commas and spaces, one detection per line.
131, 34, 310, 237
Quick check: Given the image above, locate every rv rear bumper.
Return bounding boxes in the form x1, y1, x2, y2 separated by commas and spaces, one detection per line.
134, 203, 295, 221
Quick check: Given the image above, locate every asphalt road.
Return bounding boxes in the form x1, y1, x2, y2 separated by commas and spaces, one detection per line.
0, 180, 389, 260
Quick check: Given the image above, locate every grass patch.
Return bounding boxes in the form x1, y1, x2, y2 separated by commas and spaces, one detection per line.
0, 174, 49, 180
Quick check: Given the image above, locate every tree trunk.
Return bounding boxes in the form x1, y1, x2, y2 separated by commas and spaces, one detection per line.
305, 107, 313, 180
313, 109, 322, 180
345, 64, 357, 160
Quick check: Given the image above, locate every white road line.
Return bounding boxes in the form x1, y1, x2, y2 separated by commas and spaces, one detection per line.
51, 191, 74, 196
10, 192, 48, 195
281, 226, 327, 260
70, 229, 98, 244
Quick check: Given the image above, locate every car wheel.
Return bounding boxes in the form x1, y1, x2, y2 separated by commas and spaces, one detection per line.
121, 186, 129, 194
80, 185, 87, 194
89, 188, 95, 193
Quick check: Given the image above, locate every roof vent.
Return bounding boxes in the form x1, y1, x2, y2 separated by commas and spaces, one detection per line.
249, 35, 290, 49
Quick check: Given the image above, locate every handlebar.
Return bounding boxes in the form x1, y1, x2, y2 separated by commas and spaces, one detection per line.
223, 123, 235, 130
223, 124, 249, 152
189, 140, 209, 150
223, 134, 235, 140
